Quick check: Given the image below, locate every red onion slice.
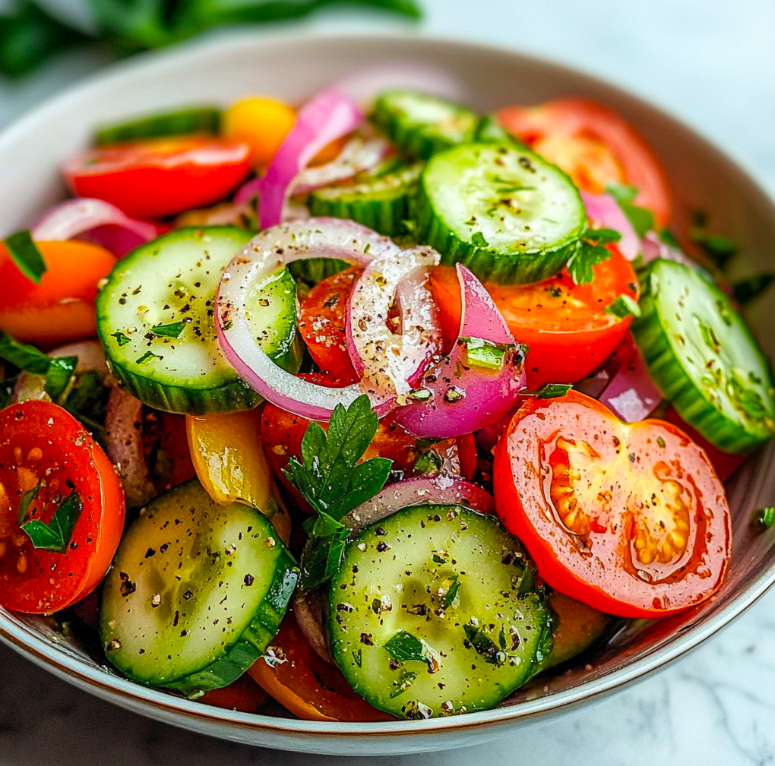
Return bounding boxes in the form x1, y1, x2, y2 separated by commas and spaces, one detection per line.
347, 246, 443, 401
394, 266, 526, 439
32, 198, 160, 257
581, 190, 640, 261
105, 387, 157, 509
256, 89, 363, 229
599, 335, 662, 422
293, 590, 333, 664
216, 218, 402, 421
335, 61, 465, 110
292, 134, 391, 196
346, 473, 494, 533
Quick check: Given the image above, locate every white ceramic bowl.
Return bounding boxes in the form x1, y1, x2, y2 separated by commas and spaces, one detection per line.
1, 31, 775, 757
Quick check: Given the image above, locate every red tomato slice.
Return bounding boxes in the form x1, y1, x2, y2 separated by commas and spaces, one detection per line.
63, 137, 251, 219
457, 432, 478, 481
298, 266, 362, 384
430, 248, 639, 389
200, 673, 269, 714
0, 240, 116, 344
497, 98, 673, 226
248, 613, 390, 722
0, 401, 125, 614
494, 391, 731, 618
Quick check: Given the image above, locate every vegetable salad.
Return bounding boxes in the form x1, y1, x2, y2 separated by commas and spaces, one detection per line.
0, 68, 772, 721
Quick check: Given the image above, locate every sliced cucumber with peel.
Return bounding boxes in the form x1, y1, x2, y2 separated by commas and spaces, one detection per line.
307, 162, 423, 236
100, 480, 298, 697
329, 504, 553, 719
413, 142, 586, 285
632, 258, 775, 452
96, 227, 301, 415
95, 107, 221, 146
370, 90, 480, 160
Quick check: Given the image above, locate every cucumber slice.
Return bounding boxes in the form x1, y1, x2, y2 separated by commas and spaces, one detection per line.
632, 259, 775, 452
95, 107, 221, 146
475, 114, 527, 148
97, 227, 301, 415
329, 504, 553, 719
307, 162, 423, 237
413, 142, 586, 285
100, 480, 298, 697
370, 90, 480, 160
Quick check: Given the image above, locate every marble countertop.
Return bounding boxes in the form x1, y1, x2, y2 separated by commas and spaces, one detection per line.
2, 1, 775, 764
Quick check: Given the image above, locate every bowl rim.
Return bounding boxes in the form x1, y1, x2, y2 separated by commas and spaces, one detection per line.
2, 28, 775, 739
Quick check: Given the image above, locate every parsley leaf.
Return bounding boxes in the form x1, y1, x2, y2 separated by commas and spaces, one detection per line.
21, 489, 82, 553
285, 395, 392, 590
605, 183, 655, 238
384, 631, 434, 664
3, 231, 46, 283
566, 230, 615, 286
0, 330, 52, 374
45, 356, 78, 399
151, 321, 186, 338
605, 294, 641, 319
525, 383, 573, 399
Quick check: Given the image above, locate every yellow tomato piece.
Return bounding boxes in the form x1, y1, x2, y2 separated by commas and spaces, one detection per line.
186, 409, 291, 544
223, 97, 296, 168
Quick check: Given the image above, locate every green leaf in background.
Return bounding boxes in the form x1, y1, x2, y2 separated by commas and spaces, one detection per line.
0, 330, 53, 375
732, 273, 774, 306
605, 183, 655, 238
3, 231, 47, 283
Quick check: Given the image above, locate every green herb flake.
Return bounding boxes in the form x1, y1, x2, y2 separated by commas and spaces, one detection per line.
45, 355, 77, 400
732, 273, 775, 306
389, 671, 419, 698
441, 575, 461, 609
527, 383, 573, 399
3, 231, 47, 284
463, 623, 506, 666
111, 331, 131, 347
18, 477, 43, 524
461, 336, 510, 371
605, 294, 641, 319
471, 231, 489, 248
352, 648, 363, 668
753, 506, 775, 530
136, 351, 161, 364
21, 490, 82, 554
384, 631, 434, 665
151, 321, 186, 339
566, 231, 615, 286
657, 436, 666, 448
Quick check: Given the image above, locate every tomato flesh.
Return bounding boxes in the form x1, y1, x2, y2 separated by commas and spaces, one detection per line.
497, 98, 673, 226
298, 267, 362, 384
0, 401, 125, 614
431, 248, 638, 389
494, 391, 731, 617
63, 137, 251, 219
0, 240, 116, 344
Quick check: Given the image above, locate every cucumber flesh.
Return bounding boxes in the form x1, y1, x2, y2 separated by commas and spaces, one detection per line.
632, 258, 775, 452
95, 107, 221, 146
371, 90, 480, 160
414, 142, 586, 285
100, 480, 298, 697
307, 162, 423, 237
329, 504, 553, 719
97, 226, 301, 415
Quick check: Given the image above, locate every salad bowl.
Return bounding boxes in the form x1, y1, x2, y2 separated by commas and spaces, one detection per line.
1, 31, 775, 757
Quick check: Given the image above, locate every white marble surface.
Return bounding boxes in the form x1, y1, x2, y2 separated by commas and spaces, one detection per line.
2, 1, 775, 763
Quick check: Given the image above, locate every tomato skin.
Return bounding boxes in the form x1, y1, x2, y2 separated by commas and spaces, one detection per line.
201, 673, 269, 713
457, 433, 478, 481
64, 137, 251, 219
0, 401, 125, 614
494, 391, 731, 618
298, 267, 362, 384
0, 240, 116, 344
431, 249, 638, 389
497, 98, 672, 226
248, 613, 390, 722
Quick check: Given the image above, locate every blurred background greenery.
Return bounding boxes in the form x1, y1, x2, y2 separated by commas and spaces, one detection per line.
0, 0, 421, 77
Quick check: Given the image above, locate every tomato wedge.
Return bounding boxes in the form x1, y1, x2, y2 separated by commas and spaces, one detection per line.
431, 248, 639, 389
298, 266, 362, 384
200, 673, 269, 714
494, 391, 731, 617
248, 612, 390, 722
497, 98, 672, 226
0, 401, 125, 614
0, 240, 116, 344
63, 137, 251, 219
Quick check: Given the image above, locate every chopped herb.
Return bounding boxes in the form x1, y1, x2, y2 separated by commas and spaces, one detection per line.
526, 383, 573, 399
732, 273, 775, 306
471, 231, 489, 248
408, 388, 432, 402
605, 183, 655, 238
44, 355, 77, 399
0, 330, 53, 375
3, 231, 46, 284
384, 630, 435, 667
413, 449, 443, 476
151, 321, 186, 339
691, 213, 737, 269
753, 506, 775, 530
111, 331, 130, 347
657, 436, 666, 448
463, 623, 505, 666
517, 561, 537, 596
389, 671, 419, 698
605, 294, 641, 319
461, 336, 510, 371
20, 489, 82, 554
441, 574, 461, 609
136, 351, 160, 364
352, 648, 363, 668
583, 227, 622, 246
566, 229, 618, 285
17, 477, 43, 524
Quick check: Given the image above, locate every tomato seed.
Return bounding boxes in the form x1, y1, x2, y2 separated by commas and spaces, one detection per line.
16, 554, 27, 575
26, 448, 43, 463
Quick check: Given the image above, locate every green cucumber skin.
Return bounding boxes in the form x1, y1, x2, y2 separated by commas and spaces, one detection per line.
371, 92, 479, 160
97, 226, 301, 415
328, 504, 553, 719
100, 480, 298, 698
95, 107, 221, 146
475, 114, 528, 148
413, 142, 585, 286
307, 163, 423, 237
632, 259, 775, 453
